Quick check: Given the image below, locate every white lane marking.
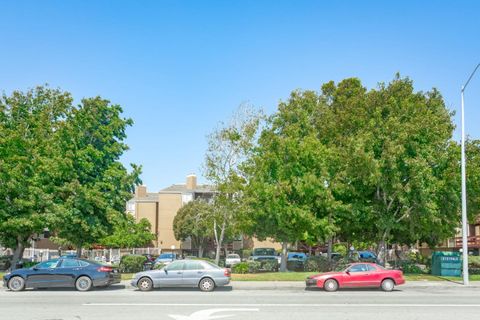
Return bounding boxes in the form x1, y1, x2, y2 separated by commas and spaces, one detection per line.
83, 303, 480, 307
168, 308, 259, 320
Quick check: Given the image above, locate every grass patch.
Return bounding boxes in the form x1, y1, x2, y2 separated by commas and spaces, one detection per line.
404, 274, 480, 281
121, 273, 135, 281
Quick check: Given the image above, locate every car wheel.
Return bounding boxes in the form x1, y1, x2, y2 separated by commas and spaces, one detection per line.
381, 279, 395, 292
199, 277, 215, 292
8, 276, 25, 292
324, 279, 339, 292
137, 277, 153, 291
75, 276, 93, 292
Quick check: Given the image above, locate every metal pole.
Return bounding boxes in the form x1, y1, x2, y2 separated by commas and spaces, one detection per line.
460, 62, 480, 285
461, 88, 469, 285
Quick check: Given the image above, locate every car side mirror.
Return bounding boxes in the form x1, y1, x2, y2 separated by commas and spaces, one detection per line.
346, 270, 350, 275
32, 267, 38, 271
163, 268, 168, 274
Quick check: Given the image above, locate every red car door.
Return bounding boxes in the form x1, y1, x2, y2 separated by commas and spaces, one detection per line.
365, 264, 382, 286
343, 264, 371, 287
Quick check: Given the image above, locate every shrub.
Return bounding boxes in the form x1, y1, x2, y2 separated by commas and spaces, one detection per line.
469, 256, 480, 268
401, 261, 424, 274
247, 261, 262, 273
119, 255, 147, 273
304, 256, 331, 272
263, 260, 279, 272
333, 244, 347, 256
232, 262, 249, 274
241, 249, 252, 259
469, 267, 480, 275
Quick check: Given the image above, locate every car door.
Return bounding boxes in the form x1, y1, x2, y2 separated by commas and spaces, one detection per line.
157, 261, 184, 287
343, 264, 371, 287
25, 259, 60, 288
364, 264, 382, 286
54, 259, 82, 287
182, 260, 205, 286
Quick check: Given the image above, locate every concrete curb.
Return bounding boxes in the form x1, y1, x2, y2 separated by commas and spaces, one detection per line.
122, 280, 480, 290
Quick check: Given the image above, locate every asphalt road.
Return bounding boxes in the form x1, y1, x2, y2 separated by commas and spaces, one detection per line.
2, 284, 480, 320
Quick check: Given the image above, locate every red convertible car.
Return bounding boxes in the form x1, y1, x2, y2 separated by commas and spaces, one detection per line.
306, 262, 405, 292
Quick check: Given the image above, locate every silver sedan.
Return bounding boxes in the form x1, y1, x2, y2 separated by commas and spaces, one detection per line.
131, 259, 231, 292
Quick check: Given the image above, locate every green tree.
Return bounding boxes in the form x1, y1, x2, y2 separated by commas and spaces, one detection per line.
100, 216, 155, 248
173, 199, 213, 257
316, 76, 467, 263
0, 86, 73, 269
54, 97, 141, 256
203, 105, 263, 264
243, 91, 341, 271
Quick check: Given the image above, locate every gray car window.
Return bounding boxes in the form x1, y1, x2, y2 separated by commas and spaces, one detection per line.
184, 261, 205, 270
366, 264, 377, 271
348, 264, 367, 272
60, 259, 80, 268
78, 260, 90, 267
166, 261, 184, 271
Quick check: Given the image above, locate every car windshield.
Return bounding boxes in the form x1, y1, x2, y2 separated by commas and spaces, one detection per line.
227, 254, 239, 258
253, 248, 275, 256
158, 254, 174, 259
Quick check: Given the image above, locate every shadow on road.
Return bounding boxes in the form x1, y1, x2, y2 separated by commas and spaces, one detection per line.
304, 287, 402, 293
133, 286, 234, 292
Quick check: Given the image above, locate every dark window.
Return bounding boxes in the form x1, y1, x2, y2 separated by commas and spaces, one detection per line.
35, 259, 59, 269
184, 261, 204, 271
60, 259, 80, 268
166, 261, 184, 271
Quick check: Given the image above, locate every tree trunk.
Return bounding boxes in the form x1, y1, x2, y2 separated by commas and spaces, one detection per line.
198, 244, 204, 258
11, 236, 26, 271
327, 238, 333, 262
376, 239, 387, 266
76, 244, 82, 258
280, 241, 288, 272
213, 220, 226, 265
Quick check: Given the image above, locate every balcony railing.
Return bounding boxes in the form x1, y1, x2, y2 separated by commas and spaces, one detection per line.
454, 236, 480, 248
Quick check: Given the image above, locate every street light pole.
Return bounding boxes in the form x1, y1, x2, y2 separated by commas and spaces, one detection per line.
460, 62, 480, 286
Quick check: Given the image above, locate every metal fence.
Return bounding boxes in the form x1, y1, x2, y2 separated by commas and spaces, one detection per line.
20, 247, 164, 264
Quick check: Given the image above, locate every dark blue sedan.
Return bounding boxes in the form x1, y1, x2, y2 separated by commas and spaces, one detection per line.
3, 257, 121, 292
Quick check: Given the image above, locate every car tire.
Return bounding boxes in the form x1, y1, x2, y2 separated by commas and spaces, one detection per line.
137, 277, 153, 291
8, 276, 25, 292
381, 279, 395, 292
199, 277, 215, 292
324, 279, 339, 292
75, 276, 93, 292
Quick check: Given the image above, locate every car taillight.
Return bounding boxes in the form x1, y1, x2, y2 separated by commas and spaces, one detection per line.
98, 266, 113, 272
224, 268, 231, 277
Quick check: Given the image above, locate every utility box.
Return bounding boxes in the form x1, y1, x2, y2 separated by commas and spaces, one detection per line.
431, 251, 461, 277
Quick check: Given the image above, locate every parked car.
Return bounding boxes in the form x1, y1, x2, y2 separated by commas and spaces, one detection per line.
154, 253, 177, 266
3, 257, 121, 292
305, 262, 405, 292
356, 250, 378, 263
250, 248, 279, 264
225, 254, 241, 267
131, 259, 231, 292
287, 252, 308, 271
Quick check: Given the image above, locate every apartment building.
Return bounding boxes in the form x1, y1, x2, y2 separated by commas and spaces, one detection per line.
127, 174, 281, 253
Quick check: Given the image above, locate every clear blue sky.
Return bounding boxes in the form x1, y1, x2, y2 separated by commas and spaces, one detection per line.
1, 1, 479, 191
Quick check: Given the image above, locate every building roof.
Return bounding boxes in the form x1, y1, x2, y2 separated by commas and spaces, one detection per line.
160, 184, 214, 193
133, 192, 159, 201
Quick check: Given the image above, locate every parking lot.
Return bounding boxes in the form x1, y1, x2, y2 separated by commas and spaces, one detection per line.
2, 283, 480, 320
